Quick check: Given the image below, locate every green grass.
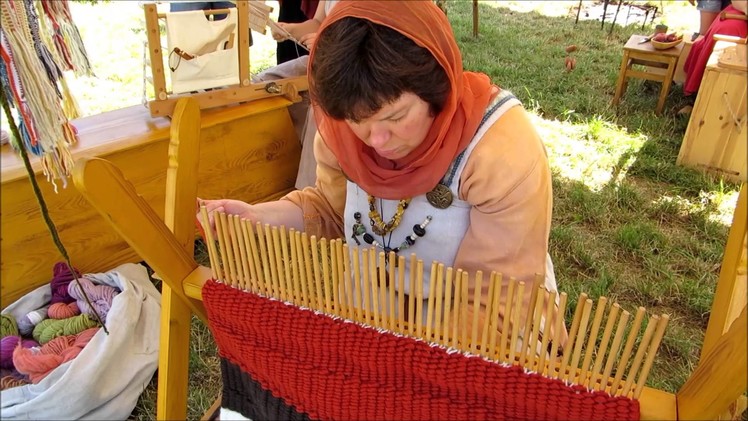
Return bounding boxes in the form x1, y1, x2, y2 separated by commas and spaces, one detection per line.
59, 1, 743, 420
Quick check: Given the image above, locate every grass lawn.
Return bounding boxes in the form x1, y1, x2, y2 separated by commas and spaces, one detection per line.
56, 1, 744, 420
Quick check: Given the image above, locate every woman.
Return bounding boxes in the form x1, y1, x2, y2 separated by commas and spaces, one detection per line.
201, 1, 566, 344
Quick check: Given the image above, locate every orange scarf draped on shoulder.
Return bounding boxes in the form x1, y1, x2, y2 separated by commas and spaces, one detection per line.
309, 1, 495, 200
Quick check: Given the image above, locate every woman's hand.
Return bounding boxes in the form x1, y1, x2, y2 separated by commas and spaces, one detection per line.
271, 22, 293, 42
196, 198, 255, 236
298, 32, 318, 49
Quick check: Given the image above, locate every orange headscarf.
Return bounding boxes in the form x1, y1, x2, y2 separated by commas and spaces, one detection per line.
310, 1, 495, 200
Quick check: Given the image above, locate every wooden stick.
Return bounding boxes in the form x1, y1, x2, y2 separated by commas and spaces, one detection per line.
598, 309, 630, 392
525, 287, 546, 370
565, 298, 593, 383
408, 253, 417, 336
547, 292, 567, 377
199, 206, 221, 281
633, 314, 670, 399
278, 226, 292, 302
425, 262, 439, 341
369, 248, 381, 328
508, 282, 525, 365
480, 272, 498, 358
415, 259, 425, 338
486, 273, 503, 361
300, 232, 313, 308
288, 230, 302, 306
343, 243, 355, 320
379, 252, 389, 328
537, 290, 556, 373
310, 236, 324, 311
518, 280, 540, 366
231, 215, 251, 290
319, 238, 332, 314
621, 315, 660, 397
254, 224, 272, 296
450, 269, 463, 349
351, 247, 363, 322
431, 263, 445, 343
469, 271, 484, 354
225, 215, 242, 288
442, 267, 454, 346
215, 212, 233, 284
579, 296, 608, 385
331, 239, 343, 317
388, 251, 397, 332
610, 307, 646, 395
499, 278, 517, 364
240, 219, 259, 293
397, 255, 406, 334
556, 293, 588, 380
269, 226, 284, 300
459, 271, 470, 353
361, 248, 372, 324
590, 303, 620, 390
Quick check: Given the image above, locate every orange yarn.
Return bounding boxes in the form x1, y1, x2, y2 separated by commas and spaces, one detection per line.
47, 302, 80, 319
13, 327, 100, 383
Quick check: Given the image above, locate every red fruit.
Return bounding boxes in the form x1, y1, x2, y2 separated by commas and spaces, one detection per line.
653, 33, 668, 42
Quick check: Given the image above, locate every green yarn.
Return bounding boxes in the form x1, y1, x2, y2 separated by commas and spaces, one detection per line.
1, 314, 19, 338
32, 314, 99, 344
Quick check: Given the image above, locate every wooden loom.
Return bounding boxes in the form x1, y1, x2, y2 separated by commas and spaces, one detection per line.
72, 98, 747, 420
143, 1, 307, 117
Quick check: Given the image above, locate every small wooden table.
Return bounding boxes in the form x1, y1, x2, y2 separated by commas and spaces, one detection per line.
612, 34, 684, 114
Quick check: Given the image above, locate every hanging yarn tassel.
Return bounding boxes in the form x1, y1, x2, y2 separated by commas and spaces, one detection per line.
67, 276, 119, 323
14, 327, 98, 384
22, 0, 63, 99
0, 336, 39, 369
47, 302, 80, 319
32, 313, 98, 344
50, 261, 80, 304
17, 305, 49, 336
1, 314, 19, 338
40, 0, 93, 76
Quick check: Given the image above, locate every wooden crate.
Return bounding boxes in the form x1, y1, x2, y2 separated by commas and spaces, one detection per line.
678, 44, 747, 182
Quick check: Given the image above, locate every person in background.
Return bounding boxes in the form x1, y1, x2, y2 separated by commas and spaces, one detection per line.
683, 0, 747, 96
201, 1, 568, 350
688, 0, 733, 38
276, 0, 319, 64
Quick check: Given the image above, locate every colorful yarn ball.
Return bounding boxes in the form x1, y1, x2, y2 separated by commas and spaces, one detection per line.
0, 314, 19, 338
32, 314, 98, 344
17, 306, 49, 336
68, 276, 119, 323
50, 261, 80, 305
1, 336, 38, 370
14, 327, 99, 384
48, 302, 80, 319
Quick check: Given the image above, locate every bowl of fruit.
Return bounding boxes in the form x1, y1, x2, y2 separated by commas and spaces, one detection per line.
651, 32, 683, 50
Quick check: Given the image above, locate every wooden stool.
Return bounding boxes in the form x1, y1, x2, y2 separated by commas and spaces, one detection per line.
612, 34, 684, 114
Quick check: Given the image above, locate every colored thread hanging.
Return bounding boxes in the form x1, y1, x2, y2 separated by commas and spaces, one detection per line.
32, 314, 98, 344
14, 327, 99, 384
48, 302, 80, 319
1, 314, 19, 338
0, 336, 39, 369
0, 79, 108, 335
17, 306, 49, 336
67, 276, 119, 323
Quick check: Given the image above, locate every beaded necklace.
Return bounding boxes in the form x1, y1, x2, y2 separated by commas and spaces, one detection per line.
367, 195, 411, 236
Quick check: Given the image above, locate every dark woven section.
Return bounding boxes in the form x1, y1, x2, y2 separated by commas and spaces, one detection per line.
204, 280, 640, 421
221, 358, 311, 421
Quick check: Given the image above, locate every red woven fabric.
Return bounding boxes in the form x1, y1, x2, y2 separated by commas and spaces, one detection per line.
204, 280, 640, 421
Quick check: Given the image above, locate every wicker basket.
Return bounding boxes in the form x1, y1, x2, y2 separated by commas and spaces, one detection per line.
651, 37, 682, 50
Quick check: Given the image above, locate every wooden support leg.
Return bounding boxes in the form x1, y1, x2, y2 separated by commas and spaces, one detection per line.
612, 52, 630, 106
656, 58, 677, 115
157, 287, 192, 421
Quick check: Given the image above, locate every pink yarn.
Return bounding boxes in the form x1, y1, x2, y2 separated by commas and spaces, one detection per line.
47, 302, 81, 319
67, 276, 119, 322
50, 262, 81, 305
13, 327, 99, 384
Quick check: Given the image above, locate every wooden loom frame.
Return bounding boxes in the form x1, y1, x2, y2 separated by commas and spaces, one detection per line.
143, 1, 308, 118
72, 97, 747, 420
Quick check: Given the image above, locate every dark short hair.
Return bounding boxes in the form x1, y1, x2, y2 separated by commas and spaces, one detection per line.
310, 17, 450, 123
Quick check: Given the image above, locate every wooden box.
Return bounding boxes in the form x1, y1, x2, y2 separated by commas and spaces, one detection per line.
678, 43, 747, 182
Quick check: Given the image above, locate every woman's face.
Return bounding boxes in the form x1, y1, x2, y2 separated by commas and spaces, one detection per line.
345, 92, 434, 160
